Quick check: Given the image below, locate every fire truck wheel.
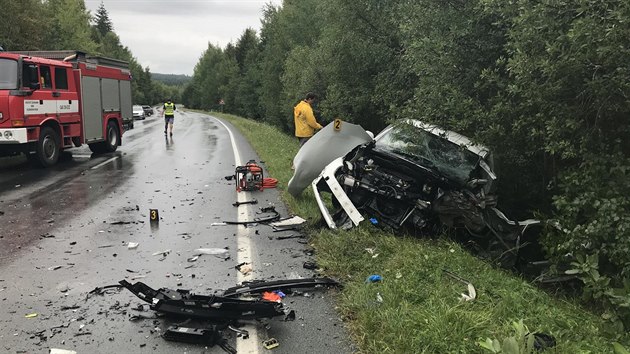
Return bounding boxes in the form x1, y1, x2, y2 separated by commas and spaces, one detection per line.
35, 126, 60, 167
103, 121, 120, 152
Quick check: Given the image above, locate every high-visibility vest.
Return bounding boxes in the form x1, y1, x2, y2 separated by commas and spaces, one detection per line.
164, 102, 175, 115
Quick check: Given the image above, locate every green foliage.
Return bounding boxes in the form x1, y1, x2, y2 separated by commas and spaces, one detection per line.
547, 153, 630, 330
93, 1, 113, 37
0, 0, 49, 51
478, 320, 536, 354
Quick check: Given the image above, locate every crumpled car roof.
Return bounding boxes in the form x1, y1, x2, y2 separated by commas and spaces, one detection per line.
288, 121, 373, 196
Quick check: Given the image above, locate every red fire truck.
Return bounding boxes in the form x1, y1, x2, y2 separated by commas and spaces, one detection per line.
0, 50, 133, 166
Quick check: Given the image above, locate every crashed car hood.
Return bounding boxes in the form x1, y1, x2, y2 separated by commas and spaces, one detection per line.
288, 121, 373, 196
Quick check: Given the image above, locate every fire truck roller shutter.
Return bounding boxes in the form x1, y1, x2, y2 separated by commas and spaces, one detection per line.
81, 76, 103, 142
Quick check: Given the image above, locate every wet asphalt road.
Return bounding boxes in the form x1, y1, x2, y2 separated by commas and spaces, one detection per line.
0, 111, 353, 354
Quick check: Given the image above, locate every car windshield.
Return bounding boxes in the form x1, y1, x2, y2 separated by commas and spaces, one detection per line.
133, 105, 142, 111
375, 122, 481, 184
0, 59, 18, 90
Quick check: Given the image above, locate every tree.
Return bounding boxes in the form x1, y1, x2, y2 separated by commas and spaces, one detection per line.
44, 0, 97, 52
93, 1, 113, 36
0, 0, 49, 50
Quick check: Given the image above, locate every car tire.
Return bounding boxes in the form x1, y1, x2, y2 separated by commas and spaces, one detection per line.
35, 126, 60, 167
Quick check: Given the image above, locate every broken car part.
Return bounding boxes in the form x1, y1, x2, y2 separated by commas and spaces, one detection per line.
221, 206, 280, 225
288, 120, 373, 196
232, 199, 258, 207
163, 326, 236, 354
269, 215, 306, 228
119, 280, 285, 321
443, 269, 477, 302
222, 277, 339, 297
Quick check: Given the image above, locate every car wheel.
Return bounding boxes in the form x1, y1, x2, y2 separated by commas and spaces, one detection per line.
35, 126, 60, 167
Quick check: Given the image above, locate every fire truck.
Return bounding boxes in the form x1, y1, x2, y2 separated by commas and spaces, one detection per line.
0, 50, 133, 166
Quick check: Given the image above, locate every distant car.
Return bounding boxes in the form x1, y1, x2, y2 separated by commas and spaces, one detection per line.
132, 105, 145, 120
142, 105, 154, 116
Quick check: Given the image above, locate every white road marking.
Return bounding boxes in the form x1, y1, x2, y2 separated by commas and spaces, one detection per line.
214, 117, 261, 354
90, 156, 118, 170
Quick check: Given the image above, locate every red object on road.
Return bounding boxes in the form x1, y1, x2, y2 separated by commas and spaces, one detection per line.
0, 50, 133, 166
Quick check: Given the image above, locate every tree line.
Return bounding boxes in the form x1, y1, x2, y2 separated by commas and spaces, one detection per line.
183, 0, 630, 329
0, 0, 181, 104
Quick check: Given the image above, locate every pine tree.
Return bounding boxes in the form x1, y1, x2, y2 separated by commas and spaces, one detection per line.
94, 1, 113, 36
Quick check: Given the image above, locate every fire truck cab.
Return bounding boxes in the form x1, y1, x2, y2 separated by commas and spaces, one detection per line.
0, 50, 132, 166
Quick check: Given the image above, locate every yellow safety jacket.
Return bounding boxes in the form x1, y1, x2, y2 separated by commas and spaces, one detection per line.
164, 102, 175, 116
294, 100, 322, 138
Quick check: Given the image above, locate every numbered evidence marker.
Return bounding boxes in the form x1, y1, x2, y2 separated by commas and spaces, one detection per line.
149, 209, 159, 223
333, 118, 342, 131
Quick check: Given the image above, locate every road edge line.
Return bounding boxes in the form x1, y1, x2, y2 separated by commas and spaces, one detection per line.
214, 117, 261, 354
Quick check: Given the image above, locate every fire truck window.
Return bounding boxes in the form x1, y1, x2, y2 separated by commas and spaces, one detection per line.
22, 63, 39, 89
40, 65, 52, 89
55, 67, 68, 90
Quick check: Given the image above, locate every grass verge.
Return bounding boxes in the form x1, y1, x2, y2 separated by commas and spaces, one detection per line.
213, 112, 628, 353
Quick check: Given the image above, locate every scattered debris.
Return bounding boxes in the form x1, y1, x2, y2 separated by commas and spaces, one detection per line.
60, 305, 80, 311
24, 313, 38, 318
127, 242, 139, 249
220, 206, 280, 225
365, 248, 379, 258
50, 349, 77, 354
163, 326, 236, 354
222, 277, 340, 297
152, 249, 171, 256
365, 275, 382, 283
303, 261, 318, 270
262, 292, 283, 302
236, 262, 253, 275
193, 248, 230, 259
48, 265, 63, 271
97, 244, 114, 249
110, 221, 133, 225
443, 269, 477, 302
232, 199, 258, 207
86, 284, 123, 299
275, 234, 304, 240
269, 216, 306, 228
262, 338, 279, 350
376, 292, 383, 303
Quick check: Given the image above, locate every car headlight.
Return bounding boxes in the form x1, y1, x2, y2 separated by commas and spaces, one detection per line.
4, 131, 13, 139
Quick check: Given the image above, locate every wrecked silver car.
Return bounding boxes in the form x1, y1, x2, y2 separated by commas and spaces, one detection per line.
293, 120, 541, 267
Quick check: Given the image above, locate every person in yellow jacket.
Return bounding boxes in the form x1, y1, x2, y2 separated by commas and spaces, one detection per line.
161, 98, 177, 136
294, 92, 323, 146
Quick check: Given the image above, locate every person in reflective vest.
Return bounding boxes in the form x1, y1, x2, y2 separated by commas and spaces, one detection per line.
162, 99, 177, 136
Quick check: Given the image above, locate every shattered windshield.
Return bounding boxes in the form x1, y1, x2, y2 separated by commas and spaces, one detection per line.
375, 122, 480, 184
0, 59, 18, 90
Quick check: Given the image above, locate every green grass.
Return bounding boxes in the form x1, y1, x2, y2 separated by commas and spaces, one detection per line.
212, 112, 628, 353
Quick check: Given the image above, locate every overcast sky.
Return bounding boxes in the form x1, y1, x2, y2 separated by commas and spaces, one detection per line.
84, 0, 282, 76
